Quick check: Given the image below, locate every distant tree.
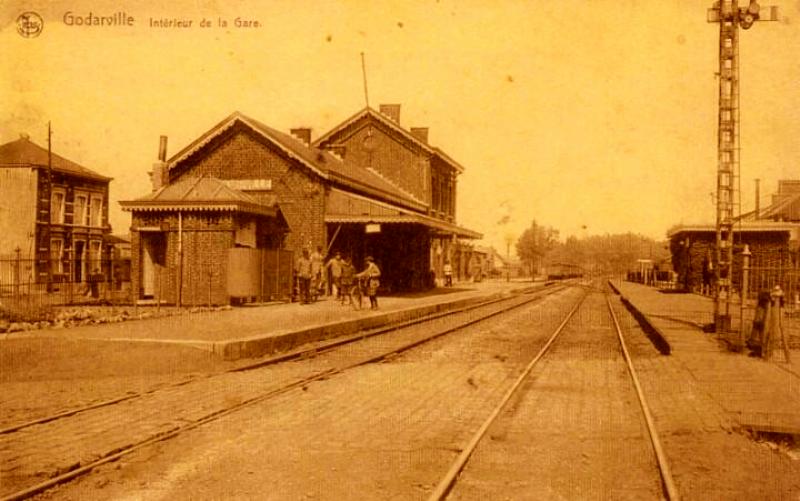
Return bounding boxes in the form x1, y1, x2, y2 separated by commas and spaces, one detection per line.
545, 232, 669, 276
516, 220, 559, 276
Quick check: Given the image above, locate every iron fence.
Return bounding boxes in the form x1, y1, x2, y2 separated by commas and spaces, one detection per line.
733, 248, 800, 351
0, 254, 131, 315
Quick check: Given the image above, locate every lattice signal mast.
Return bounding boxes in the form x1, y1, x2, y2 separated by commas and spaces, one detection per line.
707, 0, 778, 332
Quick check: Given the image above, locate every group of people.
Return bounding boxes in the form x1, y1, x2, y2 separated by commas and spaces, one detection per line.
295, 246, 381, 310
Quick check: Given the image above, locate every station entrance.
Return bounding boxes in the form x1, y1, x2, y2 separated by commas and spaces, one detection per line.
325, 222, 432, 293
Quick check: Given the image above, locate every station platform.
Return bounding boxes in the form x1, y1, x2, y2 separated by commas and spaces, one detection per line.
0, 280, 544, 427
2, 280, 536, 360
612, 280, 800, 435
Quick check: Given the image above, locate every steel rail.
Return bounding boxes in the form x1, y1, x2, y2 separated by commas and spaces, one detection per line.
427, 287, 588, 501
1, 284, 573, 501
606, 294, 680, 501
0, 284, 560, 436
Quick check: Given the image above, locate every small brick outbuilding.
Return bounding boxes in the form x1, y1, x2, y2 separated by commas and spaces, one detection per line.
121, 175, 289, 305
668, 222, 797, 293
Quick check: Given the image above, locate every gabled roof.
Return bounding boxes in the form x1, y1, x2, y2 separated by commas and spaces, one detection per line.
315, 107, 466, 174
0, 136, 111, 181
120, 175, 278, 217
166, 111, 426, 211
313, 106, 436, 155
168, 111, 335, 180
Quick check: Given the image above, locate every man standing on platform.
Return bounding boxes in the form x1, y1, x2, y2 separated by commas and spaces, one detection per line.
296, 248, 312, 304
356, 256, 382, 310
310, 245, 324, 299
325, 252, 344, 298
443, 261, 453, 287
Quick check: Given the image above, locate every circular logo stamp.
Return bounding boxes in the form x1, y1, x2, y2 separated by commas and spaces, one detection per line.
17, 12, 43, 38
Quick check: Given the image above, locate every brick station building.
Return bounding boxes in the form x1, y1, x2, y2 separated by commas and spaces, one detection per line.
668, 222, 797, 293
122, 108, 480, 304
315, 104, 480, 287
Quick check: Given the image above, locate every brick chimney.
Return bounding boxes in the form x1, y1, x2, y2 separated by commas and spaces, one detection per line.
150, 135, 168, 191
290, 128, 312, 146
379, 104, 401, 124
410, 127, 428, 143
755, 178, 760, 219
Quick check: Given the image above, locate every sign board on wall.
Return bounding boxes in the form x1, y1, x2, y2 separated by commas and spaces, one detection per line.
223, 179, 272, 191
365, 223, 381, 234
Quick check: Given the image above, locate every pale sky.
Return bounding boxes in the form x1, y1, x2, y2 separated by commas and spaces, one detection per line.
2, 0, 799, 252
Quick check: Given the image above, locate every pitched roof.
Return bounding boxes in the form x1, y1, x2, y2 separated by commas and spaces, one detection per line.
168, 111, 333, 179
0, 136, 111, 181
431, 147, 465, 174
315, 107, 466, 174
167, 111, 425, 211
327, 160, 427, 211
666, 221, 797, 238
120, 175, 278, 217
314, 107, 435, 154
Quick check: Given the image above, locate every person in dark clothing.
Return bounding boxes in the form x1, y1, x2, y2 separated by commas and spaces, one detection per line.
356, 256, 381, 310
296, 248, 312, 304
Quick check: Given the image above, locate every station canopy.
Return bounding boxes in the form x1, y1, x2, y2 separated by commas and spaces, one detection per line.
326, 188, 481, 239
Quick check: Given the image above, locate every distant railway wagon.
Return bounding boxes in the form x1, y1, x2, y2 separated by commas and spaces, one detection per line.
545, 263, 584, 281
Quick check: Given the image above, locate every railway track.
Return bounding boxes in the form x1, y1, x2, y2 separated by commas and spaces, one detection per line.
0, 284, 558, 437
428, 283, 678, 500
0, 282, 576, 501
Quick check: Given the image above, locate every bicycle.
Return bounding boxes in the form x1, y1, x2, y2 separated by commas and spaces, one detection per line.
348, 276, 368, 310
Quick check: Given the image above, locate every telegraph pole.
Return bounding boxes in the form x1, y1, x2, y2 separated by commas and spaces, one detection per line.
46, 122, 53, 291
707, 0, 778, 335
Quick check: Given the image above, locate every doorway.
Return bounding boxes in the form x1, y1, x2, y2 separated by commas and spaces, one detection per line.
141, 232, 166, 298
73, 240, 85, 283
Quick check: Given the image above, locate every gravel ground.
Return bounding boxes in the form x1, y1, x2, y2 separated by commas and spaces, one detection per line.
27, 287, 582, 500
0, 337, 239, 429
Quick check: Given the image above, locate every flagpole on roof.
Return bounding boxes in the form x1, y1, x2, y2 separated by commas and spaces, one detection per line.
360, 52, 369, 109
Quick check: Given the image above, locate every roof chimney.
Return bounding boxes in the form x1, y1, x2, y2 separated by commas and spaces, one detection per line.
158, 135, 168, 162
379, 104, 401, 124
19, 133, 30, 140
151, 135, 169, 192
754, 178, 760, 219
410, 127, 429, 143
290, 128, 312, 146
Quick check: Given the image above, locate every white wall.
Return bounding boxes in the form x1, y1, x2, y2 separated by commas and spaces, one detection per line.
0, 168, 37, 257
